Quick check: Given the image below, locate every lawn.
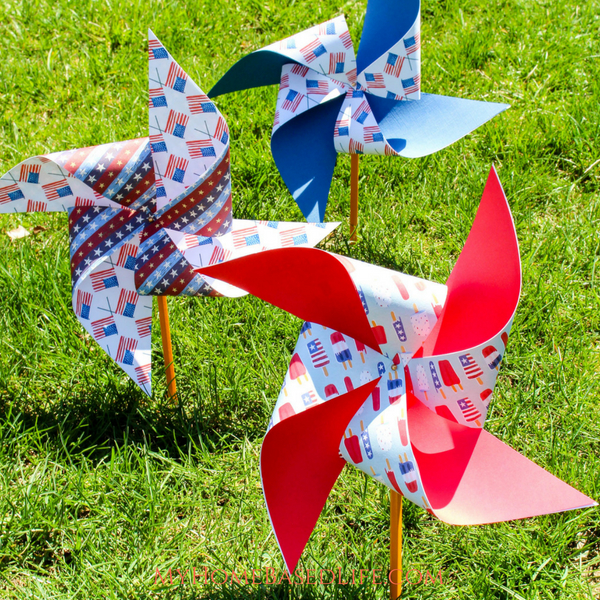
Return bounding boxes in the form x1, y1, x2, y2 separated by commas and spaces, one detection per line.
0, 0, 599, 598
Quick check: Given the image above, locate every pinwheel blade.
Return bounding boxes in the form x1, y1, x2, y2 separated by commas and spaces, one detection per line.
262, 380, 379, 573
407, 399, 597, 523
272, 95, 345, 222
420, 166, 520, 357
368, 93, 509, 158
197, 247, 379, 350
356, 0, 420, 75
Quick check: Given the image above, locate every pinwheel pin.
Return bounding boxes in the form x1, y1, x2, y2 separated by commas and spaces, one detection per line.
0, 31, 337, 396
209, 0, 509, 233
198, 167, 596, 583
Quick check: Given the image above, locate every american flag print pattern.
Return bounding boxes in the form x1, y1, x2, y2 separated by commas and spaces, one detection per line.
245, 8, 422, 161
148, 30, 231, 221
0, 30, 340, 396
92, 316, 118, 339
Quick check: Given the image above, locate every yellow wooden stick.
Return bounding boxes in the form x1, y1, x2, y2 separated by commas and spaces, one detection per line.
390, 491, 403, 600
350, 153, 360, 242
157, 296, 177, 400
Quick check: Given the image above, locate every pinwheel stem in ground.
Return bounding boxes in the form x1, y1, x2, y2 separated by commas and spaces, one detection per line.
157, 296, 177, 400
390, 491, 403, 600
350, 154, 360, 242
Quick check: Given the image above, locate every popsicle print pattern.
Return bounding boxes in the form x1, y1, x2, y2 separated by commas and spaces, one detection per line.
269, 321, 430, 505
407, 321, 513, 427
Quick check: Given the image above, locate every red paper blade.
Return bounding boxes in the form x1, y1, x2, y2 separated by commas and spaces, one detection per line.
198, 248, 379, 350
408, 398, 596, 523
419, 166, 521, 357
262, 380, 379, 573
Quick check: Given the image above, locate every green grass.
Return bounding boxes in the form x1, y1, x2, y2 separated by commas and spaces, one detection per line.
0, 0, 599, 598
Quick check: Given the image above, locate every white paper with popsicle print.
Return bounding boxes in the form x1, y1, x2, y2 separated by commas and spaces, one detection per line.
407, 320, 514, 428
264, 16, 357, 88
340, 255, 447, 360
271, 321, 432, 508
272, 64, 348, 135
148, 30, 229, 209
355, 14, 421, 100
0, 156, 119, 214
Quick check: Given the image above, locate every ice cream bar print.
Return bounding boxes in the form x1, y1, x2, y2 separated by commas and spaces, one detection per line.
324, 383, 339, 399
482, 345, 502, 370
330, 331, 352, 369
387, 371, 403, 404
279, 402, 295, 421
438, 359, 463, 392
416, 363, 430, 400
371, 385, 381, 411
480, 389, 493, 404
457, 398, 482, 427
399, 454, 418, 493
429, 361, 446, 399
411, 303, 431, 337
307, 338, 329, 375
371, 320, 387, 345
431, 294, 443, 318
344, 429, 363, 464
385, 459, 403, 496
301, 391, 318, 407
377, 362, 386, 377
459, 353, 484, 384
376, 415, 393, 452
391, 311, 408, 344
358, 287, 369, 314
397, 408, 408, 446
360, 420, 373, 460
289, 353, 309, 383
355, 339, 367, 363
391, 274, 409, 301
300, 321, 312, 338
344, 377, 354, 392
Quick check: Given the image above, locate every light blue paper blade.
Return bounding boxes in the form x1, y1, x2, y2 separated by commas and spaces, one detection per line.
209, 51, 300, 98
356, 0, 420, 75
368, 93, 509, 158
271, 95, 345, 223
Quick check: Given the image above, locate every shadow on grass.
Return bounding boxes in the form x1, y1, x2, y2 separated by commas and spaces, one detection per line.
0, 376, 266, 464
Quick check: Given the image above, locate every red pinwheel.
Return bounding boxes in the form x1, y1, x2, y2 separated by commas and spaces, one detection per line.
198, 167, 596, 572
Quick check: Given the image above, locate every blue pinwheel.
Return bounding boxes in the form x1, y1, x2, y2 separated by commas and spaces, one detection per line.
209, 0, 509, 222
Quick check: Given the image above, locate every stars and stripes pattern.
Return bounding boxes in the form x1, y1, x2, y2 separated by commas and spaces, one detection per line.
457, 398, 482, 423
0, 30, 339, 398
459, 353, 484, 380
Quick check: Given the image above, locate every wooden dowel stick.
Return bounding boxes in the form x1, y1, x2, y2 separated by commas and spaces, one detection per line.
350, 153, 360, 242
390, 491, 403, 600
157, 296, 177, 399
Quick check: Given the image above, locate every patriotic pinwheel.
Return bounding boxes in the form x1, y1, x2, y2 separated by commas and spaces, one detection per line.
198, 167, 596, 572
0, 31, 337, 395
209, 0, 509, 222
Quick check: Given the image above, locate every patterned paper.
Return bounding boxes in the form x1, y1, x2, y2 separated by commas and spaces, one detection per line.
0, 31, 338, 394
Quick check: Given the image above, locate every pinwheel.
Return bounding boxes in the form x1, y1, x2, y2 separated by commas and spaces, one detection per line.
0, 31, 337, 396
209, 0, 509, 226
198, 167, 596, 578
